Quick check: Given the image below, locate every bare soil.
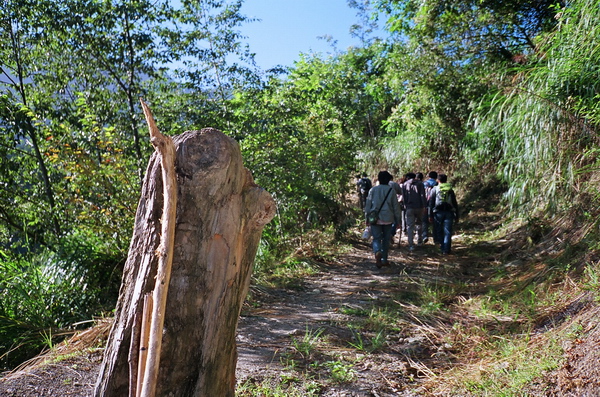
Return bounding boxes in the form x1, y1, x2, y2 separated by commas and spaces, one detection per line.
1, 212, 599, 396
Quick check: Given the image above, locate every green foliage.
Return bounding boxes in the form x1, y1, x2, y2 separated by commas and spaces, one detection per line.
231, 51, 388, 239
236, 376, 321, 397
370, 0, 561, 170
1, 0, 599, 380
322, 360, 357, 383
379, 0, 558, 54
0, 0, 260, 250
347, 327, 386, 353
468, 0, 600, 212
582, 262, 600, 300
292, 327, 325, 358
0, 232, 121, 368
158, 0, 260, 129
456, 332, 563, 396
0, 1, 259, 369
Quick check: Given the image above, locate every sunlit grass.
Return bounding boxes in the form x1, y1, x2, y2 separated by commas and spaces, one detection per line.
582, 261, 600, 300
440, 331, 564, 397
236, 375, 322, 397
291, 326, 325, 359
424, 254, 588, 396
322, 359, 357, 383
252, 228, 352, 290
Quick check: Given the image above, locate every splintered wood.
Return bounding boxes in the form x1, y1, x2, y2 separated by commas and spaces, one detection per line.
95, 103, 275, 397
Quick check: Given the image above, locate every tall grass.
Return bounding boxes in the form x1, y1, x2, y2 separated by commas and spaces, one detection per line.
468, 0, 600, 213
0, 233, 122, 369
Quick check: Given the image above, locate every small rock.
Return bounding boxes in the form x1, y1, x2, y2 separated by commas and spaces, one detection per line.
288, 329, 303, 336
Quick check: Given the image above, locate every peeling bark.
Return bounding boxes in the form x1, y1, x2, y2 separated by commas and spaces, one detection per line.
94, 125, 275, 397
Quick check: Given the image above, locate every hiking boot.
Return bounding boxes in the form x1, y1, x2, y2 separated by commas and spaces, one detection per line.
375, 252, 383, 268
408, 245, 415, 252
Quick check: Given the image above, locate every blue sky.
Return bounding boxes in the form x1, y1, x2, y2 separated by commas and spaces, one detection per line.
239, 0, 376, 70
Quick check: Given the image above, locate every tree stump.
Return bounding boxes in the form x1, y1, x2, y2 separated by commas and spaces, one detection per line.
94, 128, 276, 397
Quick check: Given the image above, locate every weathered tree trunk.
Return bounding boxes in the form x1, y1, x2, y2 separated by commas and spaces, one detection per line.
94, 127, 276, 397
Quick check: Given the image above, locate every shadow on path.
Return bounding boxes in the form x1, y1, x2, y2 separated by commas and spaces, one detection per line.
236, 226, 503, 395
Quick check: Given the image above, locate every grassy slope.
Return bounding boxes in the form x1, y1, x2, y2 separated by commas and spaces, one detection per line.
418, 177, 600, 396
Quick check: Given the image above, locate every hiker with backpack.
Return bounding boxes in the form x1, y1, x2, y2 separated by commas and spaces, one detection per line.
356, 173, 372, 210
397, 174, 408, 242
365, 171, 401, 268
401, 172, 427, 251
388, 174, 403, 246
422, 171, 438, 243
428, 173, 459, 255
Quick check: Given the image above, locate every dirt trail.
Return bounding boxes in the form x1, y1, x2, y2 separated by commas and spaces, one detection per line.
235, 225, 496, 396
0, 222, 498, 397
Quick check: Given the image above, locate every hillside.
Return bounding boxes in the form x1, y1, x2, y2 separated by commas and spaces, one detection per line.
1, 191, 599, 396
2, 0, 600, 395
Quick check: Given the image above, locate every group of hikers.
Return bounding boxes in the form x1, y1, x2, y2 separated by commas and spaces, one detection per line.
356, 170, 459, 268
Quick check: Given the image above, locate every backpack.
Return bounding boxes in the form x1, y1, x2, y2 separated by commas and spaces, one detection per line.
435, 183, 454, 211
358, 178, 372, 194
403, 179, 423, 207
424, 179, 437, 202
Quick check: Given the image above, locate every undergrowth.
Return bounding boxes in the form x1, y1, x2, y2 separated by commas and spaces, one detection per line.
0, 233, 122, 370
250, 227, 351, 292
2, 173, 598, 396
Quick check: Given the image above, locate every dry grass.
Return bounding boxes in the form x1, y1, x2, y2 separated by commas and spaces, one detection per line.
2, 318, 112, 380
417, 206, 600, 396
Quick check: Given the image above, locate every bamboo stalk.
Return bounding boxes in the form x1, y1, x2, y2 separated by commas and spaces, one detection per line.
138, 99, 178, 397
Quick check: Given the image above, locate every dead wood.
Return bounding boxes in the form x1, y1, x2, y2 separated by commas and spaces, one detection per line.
94, 118, 275, 396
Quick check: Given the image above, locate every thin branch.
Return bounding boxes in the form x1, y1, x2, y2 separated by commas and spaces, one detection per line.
138, 99, 177, 397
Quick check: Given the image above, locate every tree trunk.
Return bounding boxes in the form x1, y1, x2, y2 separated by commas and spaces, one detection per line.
94, 128, 276, 397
